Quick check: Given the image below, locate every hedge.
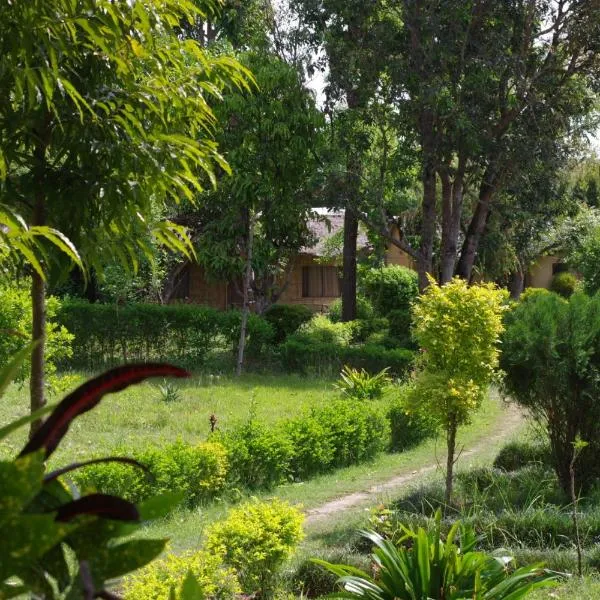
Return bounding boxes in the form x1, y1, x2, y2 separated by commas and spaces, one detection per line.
56, 300, 274, 369
280, 338, 414, 377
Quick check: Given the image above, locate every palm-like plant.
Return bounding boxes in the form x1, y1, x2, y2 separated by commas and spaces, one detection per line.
335, 366, 392, 400
314, 510, 557, 600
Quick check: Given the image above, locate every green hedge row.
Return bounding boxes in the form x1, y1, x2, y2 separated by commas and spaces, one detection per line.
56, 300, 275, 369
56, 300, 415, 375
73, 397, 436, 504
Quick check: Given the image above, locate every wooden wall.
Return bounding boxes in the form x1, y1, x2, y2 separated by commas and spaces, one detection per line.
187, 264, 228, 309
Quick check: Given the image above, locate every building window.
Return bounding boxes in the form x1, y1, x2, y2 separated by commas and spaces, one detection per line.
552, 262, 568, 275
171, 266, 190, 300
302, 266, 340, 297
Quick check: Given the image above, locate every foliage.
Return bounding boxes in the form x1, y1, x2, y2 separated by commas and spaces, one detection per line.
315, 512, 556, 600
358, 265, 419, 316
549, 272, 578, 298
0, 283, 73, 388
501, 291, 600, 493
153, 379, 182, 403
55, 300, 275, 369
264, 304, 314, 344
494, 441, 552, 472
192, 51, 323, 313
386, 308, 413, 346
219, 417, 294, 490
296, 314, 356, 346
335, 366, 392, 400
410, 278, 507, 502
387, 395, 438, 453
315, 399, 389, 468
568, 226, 600, 295
206, 498, 304, 597
329, 296, 375, 322
285, 414, 335, 480
74, 441, 229, 508
0, 359, 190, 598
124, 549, 240, 600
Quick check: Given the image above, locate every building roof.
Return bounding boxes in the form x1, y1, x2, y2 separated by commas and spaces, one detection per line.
302, 211, 370, 256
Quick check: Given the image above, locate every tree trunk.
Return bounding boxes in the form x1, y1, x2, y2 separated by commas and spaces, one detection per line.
445, 417, 458, 507
341, 208, 358, 322
236, 213, 254, 377
509, 267, 525, 300
440, 158, 466, 285
455, 171, 496, 280
418, 162, 437, 291
29, 192, 47, 437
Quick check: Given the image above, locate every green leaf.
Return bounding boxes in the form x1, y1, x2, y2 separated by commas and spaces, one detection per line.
179, 571, 206, 600
0, 342, 37, 400
138, 491, 185, 521
90, 538, 167, 581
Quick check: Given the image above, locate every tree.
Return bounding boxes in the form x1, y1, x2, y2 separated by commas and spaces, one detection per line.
0, 0, 247, 430
182, 51, 322, 372
410, 278, 507, 505
501, 291, 600, 494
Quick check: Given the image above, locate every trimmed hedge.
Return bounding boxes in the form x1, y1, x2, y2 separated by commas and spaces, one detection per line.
264, 304, 313, 344
56, 300, 274, 369
280, 337, 414, 377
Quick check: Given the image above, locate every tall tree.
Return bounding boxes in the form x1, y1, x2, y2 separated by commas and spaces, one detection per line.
0, 0, 247, 430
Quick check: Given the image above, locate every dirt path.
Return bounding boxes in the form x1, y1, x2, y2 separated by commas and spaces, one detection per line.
305, 404, 523, 525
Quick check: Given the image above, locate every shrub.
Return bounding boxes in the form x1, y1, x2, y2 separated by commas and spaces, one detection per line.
358, 265, 418, 315
351, 317, 389, 344
124, 549, 240, 600
218, 310, 275, 356
494, 441, 552, 472
280, 338, 414, 377
335, 365, 392, 400
314, 399, 389, 468
549, 271, 578, 298
295, 314, 355, 346
501, 291, 600, 492
74, 440, 229, 507
387, 396, 438, 452
0, 283, 73, 387
285, 415, 335, 480
220, 418, 294, 490
205, 498, 304, 597
328, 296, 374, 322
387, 308, 413, 344
568, 225, 600, 295
264, 304, 313, 344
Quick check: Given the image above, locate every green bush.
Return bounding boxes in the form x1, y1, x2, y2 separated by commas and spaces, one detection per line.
280, 338, 414, 377
314, 399, 389, 468
205, 498, 304, 597
74, 440, 229, 507
387, 396, 438, 452
549, 271, 578, 298
351, 317, 389, 343
285, 414, 335, 480
387, 308, 413, 345
55, 300, 276, 369
501, 291, 600, 492
264, 304, 313, 344
295, 314, 355, 346
493, 441, 552, 472
335, 365, 392, 400
358, 265, 418, 315
124, 549, 240, 600
220, 418, 294, 490
328, 296, 374, 322
0, 283, 73, 387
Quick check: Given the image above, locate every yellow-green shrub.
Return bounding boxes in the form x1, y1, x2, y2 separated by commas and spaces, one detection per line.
206, 498, 304, 597
123, 549, 240, 600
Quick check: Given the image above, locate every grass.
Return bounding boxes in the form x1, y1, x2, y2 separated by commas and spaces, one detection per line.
529, 576, 600, 599
0, 372, 345, 464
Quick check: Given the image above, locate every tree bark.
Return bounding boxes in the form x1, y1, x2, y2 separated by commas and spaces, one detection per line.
455, 171, 496, 280
236, 212, 254, 377
29, 193, 47, 437
445, 416, 458, 507
509, 266, 525, 300
440, 157, 466, 284
341, 208, 358, 322
418, 161, 437, 291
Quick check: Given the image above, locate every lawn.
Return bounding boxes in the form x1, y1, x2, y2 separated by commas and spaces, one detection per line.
0, 372, 347, 464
